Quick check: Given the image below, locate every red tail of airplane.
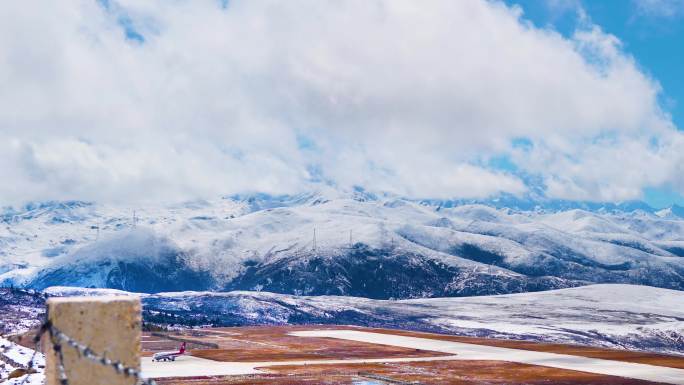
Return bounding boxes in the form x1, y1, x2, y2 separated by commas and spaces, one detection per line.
179, 342, 186, 354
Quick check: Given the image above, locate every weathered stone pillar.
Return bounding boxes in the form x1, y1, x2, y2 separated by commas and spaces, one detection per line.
44, 296, 141, 385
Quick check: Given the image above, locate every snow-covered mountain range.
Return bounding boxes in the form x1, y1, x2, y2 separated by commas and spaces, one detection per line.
2, 187, 684, 298
40, 284, 684, 355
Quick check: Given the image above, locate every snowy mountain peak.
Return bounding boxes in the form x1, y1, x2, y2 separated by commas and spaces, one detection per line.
656, 204, 684, 219
1, 191, 683, 297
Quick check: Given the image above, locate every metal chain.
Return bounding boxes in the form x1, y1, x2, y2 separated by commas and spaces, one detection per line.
51, 335, 68, 385
48, 324, 158, 385
17, 320, 50, 385
19, 320, 157, 385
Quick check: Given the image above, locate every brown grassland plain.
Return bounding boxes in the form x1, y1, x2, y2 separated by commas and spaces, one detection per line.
144, 325, 684, 385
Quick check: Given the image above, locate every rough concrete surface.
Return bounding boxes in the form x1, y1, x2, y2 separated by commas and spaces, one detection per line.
45, 296, 141, 385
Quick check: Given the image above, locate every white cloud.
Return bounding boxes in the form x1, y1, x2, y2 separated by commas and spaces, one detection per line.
0, 0, 682, 204
633, 0, 684, 19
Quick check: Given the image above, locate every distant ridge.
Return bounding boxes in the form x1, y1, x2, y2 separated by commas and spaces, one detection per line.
1, 188, 683, 296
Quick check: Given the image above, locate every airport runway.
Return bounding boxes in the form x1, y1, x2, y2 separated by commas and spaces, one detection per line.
141, 353, 460, 378
292, 330, 684, 385
141, 329, 684, 384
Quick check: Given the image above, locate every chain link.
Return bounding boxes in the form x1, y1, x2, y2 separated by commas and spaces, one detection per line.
17, 320, 50, 385
51, 336, 68, 385
21, 320, 157, 385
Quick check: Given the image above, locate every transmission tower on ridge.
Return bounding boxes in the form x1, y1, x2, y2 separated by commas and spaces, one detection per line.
312, 228, 317, 252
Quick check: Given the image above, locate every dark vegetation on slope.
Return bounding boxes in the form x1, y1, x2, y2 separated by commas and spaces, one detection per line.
29, 251, 215, 293
225, 244, 579, 299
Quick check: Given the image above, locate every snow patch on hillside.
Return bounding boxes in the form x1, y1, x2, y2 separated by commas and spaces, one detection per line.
140, 284, 684, 355
0, 337, 44, 384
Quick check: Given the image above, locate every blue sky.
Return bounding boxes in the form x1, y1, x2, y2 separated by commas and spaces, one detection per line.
506, 0, 684, 207
509, 0, 684, 126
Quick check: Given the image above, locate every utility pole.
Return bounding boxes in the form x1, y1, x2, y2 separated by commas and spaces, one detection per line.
488, 263, 493, 295
133, 210, 137, 228
312, 228, 317, 253
349, 229, 353, 248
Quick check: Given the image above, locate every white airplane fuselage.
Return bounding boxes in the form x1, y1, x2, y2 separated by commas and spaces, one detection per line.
152, 342, 186, 362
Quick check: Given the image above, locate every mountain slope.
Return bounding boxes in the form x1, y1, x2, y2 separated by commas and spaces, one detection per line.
113, 284, 684, 355
28, 229, 214, 292
2, 189, 684, 297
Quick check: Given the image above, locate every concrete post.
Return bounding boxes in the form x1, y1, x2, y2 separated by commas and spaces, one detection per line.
44, 296, 141, 385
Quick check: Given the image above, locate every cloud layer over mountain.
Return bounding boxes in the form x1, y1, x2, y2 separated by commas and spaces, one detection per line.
1, 0, 682, 204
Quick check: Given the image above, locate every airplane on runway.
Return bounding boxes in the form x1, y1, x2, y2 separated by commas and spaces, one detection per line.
152, 342, 186, 362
